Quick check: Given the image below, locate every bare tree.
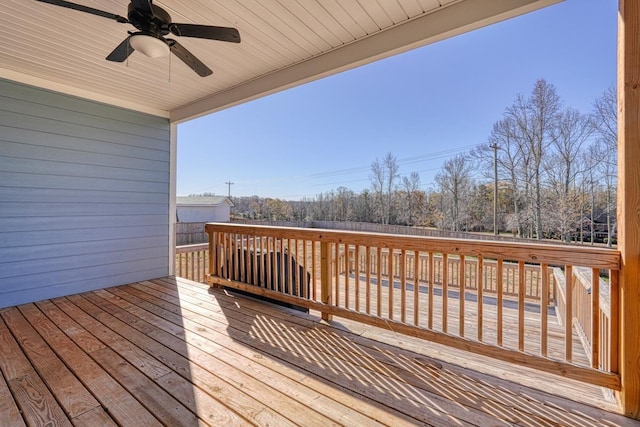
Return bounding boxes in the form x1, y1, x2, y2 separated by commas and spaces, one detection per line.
591, 86, 617, 247
592, 85, 617, 150
486, 117, 527, 237
370, 152, 399, 224
400, 172, 421, 226
335, 186, 355, 221
435, 154, 473, 231
505, 79, 561, 239
352, 189, 374, 223
545, 108, 592, 241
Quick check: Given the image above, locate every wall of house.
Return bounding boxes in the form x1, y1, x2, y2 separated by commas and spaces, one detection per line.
0, 79, 171, 309
176, 205, 231, 223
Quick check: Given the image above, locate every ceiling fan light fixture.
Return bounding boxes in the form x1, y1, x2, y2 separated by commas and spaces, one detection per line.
129, 33, 169, 58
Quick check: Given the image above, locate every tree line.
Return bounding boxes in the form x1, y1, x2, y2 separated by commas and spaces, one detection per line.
217, 79, 617, 245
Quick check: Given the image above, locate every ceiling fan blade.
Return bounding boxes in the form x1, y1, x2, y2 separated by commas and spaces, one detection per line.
131, 0, 154, 17
106, 38, 134, 62
169, 24, 241, 43
35, 0, 128, 23
168, 39, 213, 77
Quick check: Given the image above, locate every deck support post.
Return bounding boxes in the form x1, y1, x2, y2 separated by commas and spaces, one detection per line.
320, 242, 332, 321
617, 0, 640, 418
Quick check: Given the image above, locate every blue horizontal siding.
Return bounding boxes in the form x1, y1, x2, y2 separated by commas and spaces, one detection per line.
0, 171, 169, 193
0, 79, 171, 308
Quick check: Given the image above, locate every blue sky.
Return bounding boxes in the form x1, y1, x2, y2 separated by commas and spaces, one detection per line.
177, 0, 617, 200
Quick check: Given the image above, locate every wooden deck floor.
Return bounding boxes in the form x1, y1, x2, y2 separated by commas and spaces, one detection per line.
0, 277, 637, 427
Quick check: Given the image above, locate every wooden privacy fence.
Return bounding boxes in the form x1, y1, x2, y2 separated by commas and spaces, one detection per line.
203, 222, 621, 390
176, 222, 208, 245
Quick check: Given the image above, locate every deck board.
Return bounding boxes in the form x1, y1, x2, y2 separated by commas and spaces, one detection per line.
0, 276, 637, 426
0, 366, 25, 427
0, 314, 73, 427
1, 306, 101, 420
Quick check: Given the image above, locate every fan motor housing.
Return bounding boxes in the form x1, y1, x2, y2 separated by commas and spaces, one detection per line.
128, 3, 172, 36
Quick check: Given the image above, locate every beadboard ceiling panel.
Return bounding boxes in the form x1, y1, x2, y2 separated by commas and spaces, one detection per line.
0, 0, 562, 122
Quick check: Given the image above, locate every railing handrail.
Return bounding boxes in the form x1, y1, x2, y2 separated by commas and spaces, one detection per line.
205, 222, 620, 270
176, 242, 209, 253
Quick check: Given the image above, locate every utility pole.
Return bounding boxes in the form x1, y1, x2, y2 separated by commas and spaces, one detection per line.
490, 143, 498, 235
225, 181, 234, 198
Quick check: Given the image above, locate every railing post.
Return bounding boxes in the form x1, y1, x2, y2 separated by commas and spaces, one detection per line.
618, 1, 640, 416
320, 241, 332, 321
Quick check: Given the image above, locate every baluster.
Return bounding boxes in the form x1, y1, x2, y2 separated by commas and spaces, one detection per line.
442, 253, 448, 333
303, 239, 308, 299
366, 246, 371, 315
377, 247, 382, 317
388, 248, 395, 320
610, 269, 619, 374
541, 263, 549, 356
240, 234, 246, 282
320, 241, 331, 321
345, 244, 350, 309
497, 259, 504, 347
208, 232, 215, 280
477, 256, 484, 342
197, 249, 202, 282
233, 233, 239, 281
459, 255, 466, 337
223, 233, 228, 280
518, 260, 525, 351
288, 239, 294, 295
279, 238, 286, 293
252, 234, 258, 285
266, 237, 273, 290
335, 243, 340, 306
311, 241, 317, 300
565, 265, 573, 362
591, 267, 600, 369
355, 246, 360, 312
414, 250, 420, 326
400, 249, 406, 323
428, 251, 434, 330
190, 248, 195, 281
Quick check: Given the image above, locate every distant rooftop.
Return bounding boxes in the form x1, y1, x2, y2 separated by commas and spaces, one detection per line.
176, 196, 233, 206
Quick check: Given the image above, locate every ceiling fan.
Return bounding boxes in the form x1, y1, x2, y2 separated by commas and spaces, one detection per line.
36, 0, 241, 77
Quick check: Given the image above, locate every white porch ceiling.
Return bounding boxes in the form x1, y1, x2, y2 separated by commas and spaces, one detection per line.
0, 0, 561, 122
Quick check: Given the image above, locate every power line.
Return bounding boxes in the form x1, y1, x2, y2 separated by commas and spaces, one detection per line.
187, 144, 480, 197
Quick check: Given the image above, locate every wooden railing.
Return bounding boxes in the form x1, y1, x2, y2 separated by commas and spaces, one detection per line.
175, 243, 209, 283
204, 222, 621, 390
556, 267, 617, 374
338, 250, 556, 303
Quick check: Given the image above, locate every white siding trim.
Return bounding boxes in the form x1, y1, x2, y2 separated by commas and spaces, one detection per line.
169, 123, 177, 275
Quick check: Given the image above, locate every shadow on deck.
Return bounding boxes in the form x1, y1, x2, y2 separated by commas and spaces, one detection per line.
0, 277, 636, 426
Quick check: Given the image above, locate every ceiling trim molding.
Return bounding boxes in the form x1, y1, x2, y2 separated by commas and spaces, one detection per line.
170, 0, 561, 124
0, 67, 170, 118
